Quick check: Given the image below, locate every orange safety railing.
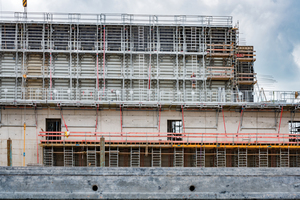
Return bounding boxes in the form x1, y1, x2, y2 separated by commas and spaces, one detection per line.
39, 131, 300, 145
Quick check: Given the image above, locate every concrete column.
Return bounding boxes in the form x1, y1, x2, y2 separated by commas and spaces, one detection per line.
100, 137, 105, 167
7, 138, 12, 166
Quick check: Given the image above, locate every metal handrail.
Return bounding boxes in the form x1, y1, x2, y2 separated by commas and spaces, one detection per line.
1, 87, 299, 104
39, 131, 300, 145
0, 11, 232, 26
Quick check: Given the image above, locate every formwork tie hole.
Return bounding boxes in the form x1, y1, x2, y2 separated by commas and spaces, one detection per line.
189, 185, 195, 192
92, 185, 98, 191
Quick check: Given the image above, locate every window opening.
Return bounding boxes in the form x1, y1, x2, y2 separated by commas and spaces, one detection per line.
167, 120, 183, 141
289, 121, 300, 142
46, 118, 61, 141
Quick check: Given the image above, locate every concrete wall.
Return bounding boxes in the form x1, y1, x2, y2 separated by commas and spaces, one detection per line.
1, 167, 300, 199
0, 107, 299, 166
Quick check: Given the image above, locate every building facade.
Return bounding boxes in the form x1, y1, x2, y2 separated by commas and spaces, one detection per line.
0, 12, 299, 167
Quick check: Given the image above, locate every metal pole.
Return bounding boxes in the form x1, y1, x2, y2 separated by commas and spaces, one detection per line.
158, 105, 161, 133
35, 107, 39, 164
182, 105, 185, 133
100, 136, 105, 167
96, 53, 99, 91
7, 138, 12, 166
23, 122, 26, 166
102, 25, 106, 96
50, 52, 52, 100
120, 105, 123, 133
222, 107, 227, 137
278, 106, 284, 142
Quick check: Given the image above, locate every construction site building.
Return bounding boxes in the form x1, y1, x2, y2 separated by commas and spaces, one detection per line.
0, 12, 300, 168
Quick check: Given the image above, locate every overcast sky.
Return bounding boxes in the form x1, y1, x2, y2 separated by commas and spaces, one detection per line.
1, 0, 300, 91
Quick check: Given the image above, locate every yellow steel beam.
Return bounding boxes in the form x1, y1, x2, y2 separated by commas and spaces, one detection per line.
172, 144, 298, 149
39, 142, 300, 149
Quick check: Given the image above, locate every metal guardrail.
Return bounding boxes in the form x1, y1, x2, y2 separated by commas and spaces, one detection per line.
39, 131, 300, 145
0, 87, 299, 104
0, 12, 232, 26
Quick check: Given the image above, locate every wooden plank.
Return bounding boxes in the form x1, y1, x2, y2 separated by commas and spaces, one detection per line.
207, 44, 233, 46
237, 73, 257, 75
237, 58, 256, 62
207, 49, 234, 51
207, 76, 233, 81
207, 53, 233, 57
206, 66, 234, 69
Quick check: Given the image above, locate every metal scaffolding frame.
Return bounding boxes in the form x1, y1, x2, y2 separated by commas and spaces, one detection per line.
152, 147, 161, 167
174, 147, 184, 167
109, 146, 119, 167
0, 12, 299, 107
0, 12, 280, 108
64, 146, 74, 167
43, 146, 53, 167
40, 145, 300, 168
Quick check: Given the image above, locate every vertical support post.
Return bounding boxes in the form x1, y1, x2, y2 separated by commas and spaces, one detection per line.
103, 25, 106, 95
60, 106, 69, 132
222, 107, 227, 137
100, 136, 105, 167
236, 107, 244, 142
50, 52, 52, 100
148, 54, 151, 90
278, 106, 283, 142
23, 122, 26, 166
96, 53, 99, 91
158, 104, 161, 133
181, 105, 185, 133
35, 106, 39, 164
7, 138, 12, 166
120, 104, 123, 133
95, 105, 99, 140
15, 24, 18, 100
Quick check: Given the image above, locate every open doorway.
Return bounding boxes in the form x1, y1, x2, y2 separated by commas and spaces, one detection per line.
46, 118, 61, 141
167, 120, 183, 141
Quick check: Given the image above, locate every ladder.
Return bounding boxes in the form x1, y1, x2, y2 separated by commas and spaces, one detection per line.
87, 146, 97, 167
296, 151, 300, 167
138, 26, 144, 51
152, 147, 161, 167
238, 148, 247, 167
130, 147, 140, 167
137, 26, 145, 100
196, 147, 205, 167
233, 152, 239, 167
280, 148, 289, 167
191, 55, 197, 92
109, 146, 119, 167
190, 27, 197, 51
64, 147, 74, 167
174, 147, 184, 167
138, 54, 145, 99
258, 148, 268, 167
44, 146, 53, 167
216, 148, 226, 167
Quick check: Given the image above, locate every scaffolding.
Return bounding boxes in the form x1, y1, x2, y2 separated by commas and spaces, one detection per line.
0, 12, 298, 107
152, 147, 161, 167
109, 146, 119, 167
64, 147, 74, 167
0, 12, 261, 107
87, 146, 97, 167
43, 146, 53, 167
1, 12, 299, 168
38, 130, 300, 167
40, 143, 300, 168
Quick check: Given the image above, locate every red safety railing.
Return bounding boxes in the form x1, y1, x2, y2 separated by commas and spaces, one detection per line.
39, 131, 300, 145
